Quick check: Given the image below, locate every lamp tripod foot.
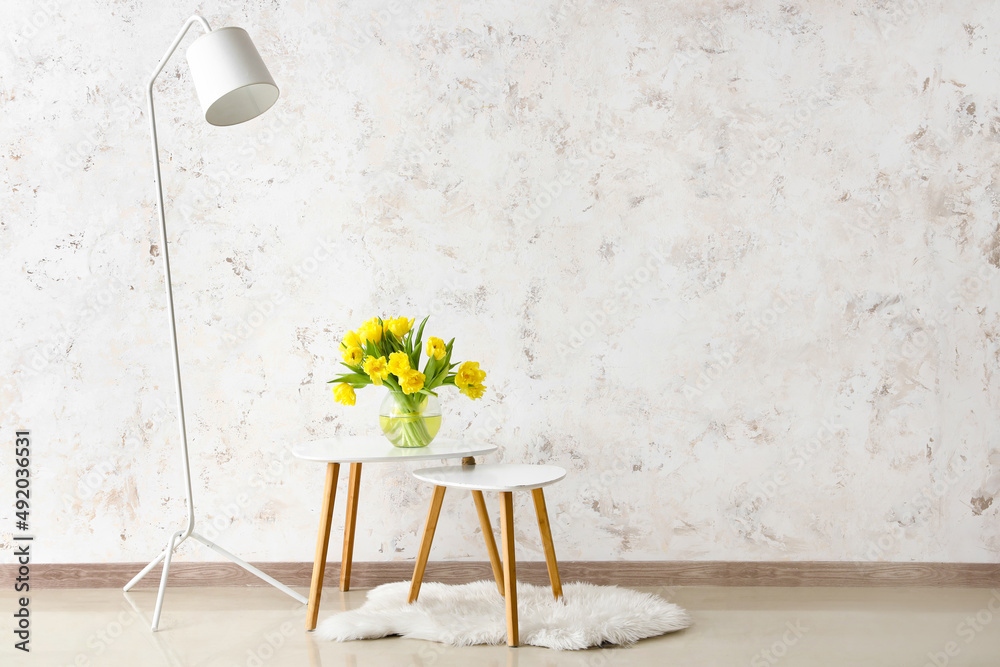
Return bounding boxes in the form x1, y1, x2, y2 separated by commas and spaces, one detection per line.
151, 531, 181, 631
125, 528, 305, 632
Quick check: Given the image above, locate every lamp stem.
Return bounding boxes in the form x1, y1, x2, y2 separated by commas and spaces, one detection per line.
143, 14, 213, 553
146, 15, 212, 89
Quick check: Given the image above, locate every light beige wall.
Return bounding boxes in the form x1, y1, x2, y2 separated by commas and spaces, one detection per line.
2, 0, 998, 564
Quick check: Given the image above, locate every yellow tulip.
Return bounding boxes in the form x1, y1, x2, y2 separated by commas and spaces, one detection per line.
386, 317, 413, 339
460, 382, 486, 400
426, 337, 446, 360
362, 355, 389, 385
358, 317, 383, 345
399, 368, 426, 395
341, 330, 361, 349
455, 361, 486, 389
342, 346, 363, 365
387, 351, 411, 376
332, 383, 356, 406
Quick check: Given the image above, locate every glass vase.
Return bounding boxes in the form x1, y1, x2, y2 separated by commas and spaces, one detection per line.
378, 390, 441, 448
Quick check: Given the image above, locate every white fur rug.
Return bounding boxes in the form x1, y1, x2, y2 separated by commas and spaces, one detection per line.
316, 580, 691, 650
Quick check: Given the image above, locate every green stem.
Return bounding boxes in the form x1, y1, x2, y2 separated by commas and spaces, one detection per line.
383, 392, 434, 447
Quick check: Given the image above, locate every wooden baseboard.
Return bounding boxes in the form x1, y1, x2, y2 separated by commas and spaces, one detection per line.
2, 561, 998, 590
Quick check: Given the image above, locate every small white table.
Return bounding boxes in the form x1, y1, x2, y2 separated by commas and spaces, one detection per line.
293, 436, 497, 630
408, 463, 567, 647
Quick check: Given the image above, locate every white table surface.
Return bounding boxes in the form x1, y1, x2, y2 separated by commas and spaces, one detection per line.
292, 436, 497, 463
412, 463, 566, 491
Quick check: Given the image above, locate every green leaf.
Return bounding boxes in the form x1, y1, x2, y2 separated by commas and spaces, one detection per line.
410, 338, 423, 371
424, 353, 438, 379
439, 340, 455, 375
430, 363, 449, 388
414, 316, 429, 346
432, 367, 449, 388
409, 316, 428, 370
331, 372, 371, 384
385, 330, 404, 353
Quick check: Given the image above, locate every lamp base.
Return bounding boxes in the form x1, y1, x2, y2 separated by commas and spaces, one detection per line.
123, 530, 307, 631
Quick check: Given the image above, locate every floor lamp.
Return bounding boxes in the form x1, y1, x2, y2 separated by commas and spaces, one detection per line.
123, 14, 306, 631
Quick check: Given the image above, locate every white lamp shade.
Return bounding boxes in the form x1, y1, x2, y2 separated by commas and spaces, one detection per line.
186, 27, 279, 126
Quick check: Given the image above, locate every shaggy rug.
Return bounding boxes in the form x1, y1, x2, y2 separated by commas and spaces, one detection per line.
316, 580, 691, 650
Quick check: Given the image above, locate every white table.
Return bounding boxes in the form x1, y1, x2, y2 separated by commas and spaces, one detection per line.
407, 463, 567, 647
292, 436, 497, 630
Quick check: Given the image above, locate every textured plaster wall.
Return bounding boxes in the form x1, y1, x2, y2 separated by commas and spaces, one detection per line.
1, 0, 999, 565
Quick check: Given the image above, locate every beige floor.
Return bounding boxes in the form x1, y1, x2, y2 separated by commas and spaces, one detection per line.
2, 585, 999, 666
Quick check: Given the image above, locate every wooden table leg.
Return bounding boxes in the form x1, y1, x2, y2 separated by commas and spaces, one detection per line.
408, 485, 446, 603
499, 491, 518, 647
340, 462, 362, 591
472, 490, 504, 596
531, 487, 562, 599
306, 462, 340, 631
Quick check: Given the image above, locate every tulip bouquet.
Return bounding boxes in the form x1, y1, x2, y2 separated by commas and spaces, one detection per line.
328, 316, 487, 447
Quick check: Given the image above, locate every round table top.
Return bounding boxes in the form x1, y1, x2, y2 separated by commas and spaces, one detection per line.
412, 463, 566, 492
292, 436, 497, 464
